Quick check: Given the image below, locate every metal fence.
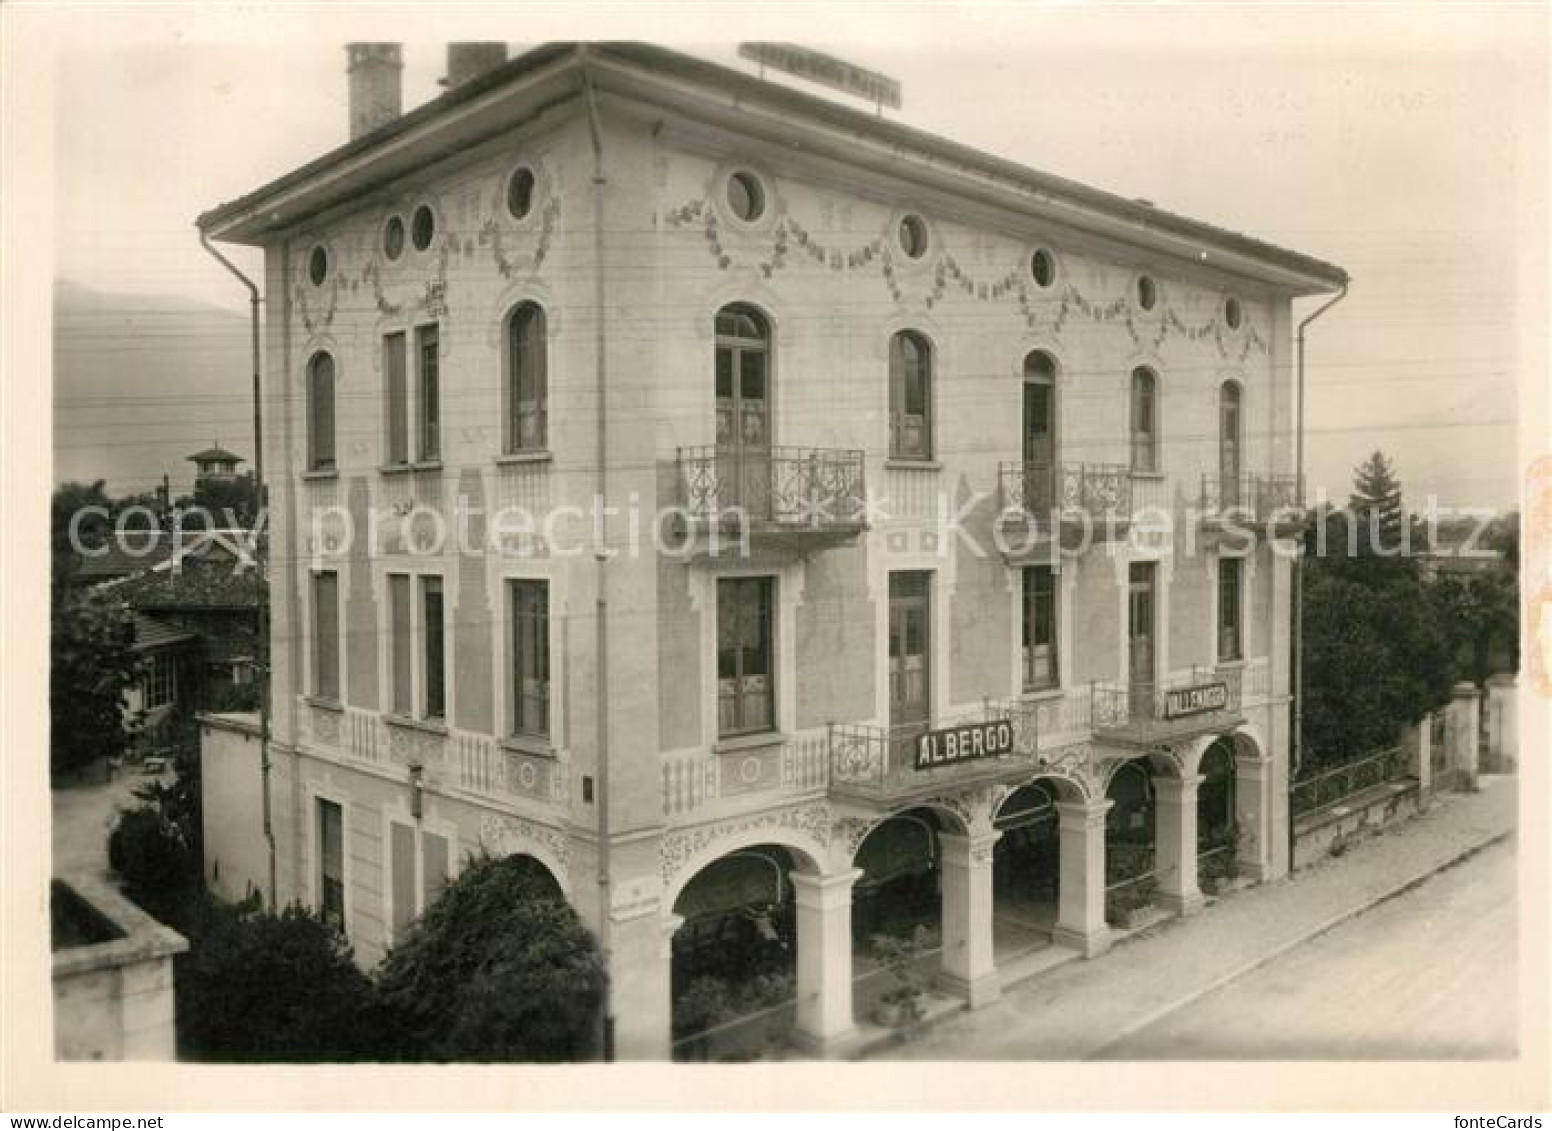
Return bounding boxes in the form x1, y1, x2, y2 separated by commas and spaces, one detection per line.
678, 445, 866, 528
1290, 746, 1404, 817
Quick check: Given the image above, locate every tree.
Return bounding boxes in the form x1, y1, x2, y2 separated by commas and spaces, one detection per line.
374, 854, 606, 1062
107, 716, 205, 926
50, 586, 141, 777
1301, 451, 1453, 765
176, 904, 381, 1062
1428, 509, 1520, 685
176, 471, 260, 529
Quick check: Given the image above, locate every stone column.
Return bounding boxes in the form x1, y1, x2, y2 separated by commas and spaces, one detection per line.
1450, 681, 1483, 790
1153, 774, 1206, 916
791, 867, 862, 1056
1053, 799, 1113, 957
1486, 673, 1517, 773
608, 904, 676, 1060
1404, 717, 1433, 806
1233, 752, 1274, 882
937, 830, 1002, 1008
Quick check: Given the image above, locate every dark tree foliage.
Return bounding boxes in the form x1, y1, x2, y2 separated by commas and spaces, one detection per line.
175, 904, 381, 1062
1300, 452, 1454, 766
50, 586, 141, 776
107, 718, 205, 926
374, 854, 605, 1062
175, 471, 260, 529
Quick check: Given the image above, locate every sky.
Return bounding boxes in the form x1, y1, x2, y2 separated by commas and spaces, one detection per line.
43, 3, 1548, 510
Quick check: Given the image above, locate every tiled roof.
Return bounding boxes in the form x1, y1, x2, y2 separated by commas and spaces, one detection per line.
188, 445, 243, 464
111, 559, 260, 611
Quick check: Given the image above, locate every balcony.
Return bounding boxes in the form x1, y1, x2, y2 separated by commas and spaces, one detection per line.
675, 445, 867, 556
997, 462, 1168, 553
827, 701, 1042, 807
1199, 472, 1304, 538
1090, 667, 1246, 748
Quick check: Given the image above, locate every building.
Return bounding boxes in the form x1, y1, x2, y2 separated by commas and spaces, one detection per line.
187, 443, 245, 485
196, 42, 1347, 1059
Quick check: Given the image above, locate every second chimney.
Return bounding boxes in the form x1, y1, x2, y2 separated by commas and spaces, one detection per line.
347, 42, 403, 140
442, 42, 508, 89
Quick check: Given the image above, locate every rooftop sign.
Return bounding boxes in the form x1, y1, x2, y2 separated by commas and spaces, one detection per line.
738, 42, 902, 110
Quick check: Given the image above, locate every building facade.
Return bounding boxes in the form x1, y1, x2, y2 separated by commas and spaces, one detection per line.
197, 42, 1347, 1058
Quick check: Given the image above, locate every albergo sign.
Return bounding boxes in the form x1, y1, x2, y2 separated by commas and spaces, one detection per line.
915, 718, 1015, 771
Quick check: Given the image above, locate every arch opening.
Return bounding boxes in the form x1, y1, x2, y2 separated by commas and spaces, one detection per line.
1198, 735, 1239, 888
1105, 758, 1158, 924
991, 780, 1063, 961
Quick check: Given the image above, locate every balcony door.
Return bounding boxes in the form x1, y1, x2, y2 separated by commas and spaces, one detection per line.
1219, 381, 1242, 508
889, 572, 932, 764
715, 305, 771, 518
1023, 350, 1057, 511
1127, 562, 1156, 718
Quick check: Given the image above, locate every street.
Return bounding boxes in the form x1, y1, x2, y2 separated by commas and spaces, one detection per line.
1099, 840, 1516, 1060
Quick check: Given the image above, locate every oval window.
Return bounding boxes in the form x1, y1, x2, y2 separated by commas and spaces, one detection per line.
411, 204, 436, 251
899, 213, 929, 259
383, 215, 405, 261
1031, 248, 1056, 288
1224, 296, 1243, 329
507, 167, 536, 220
307, 245, 329, 286
1137, 275, 1158, 311
726, 170, 765, 223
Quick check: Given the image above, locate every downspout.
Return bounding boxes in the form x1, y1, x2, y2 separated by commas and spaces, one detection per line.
199, 231, 277, 908
1290, 280, 1348, 872
580, 46, 614, 1062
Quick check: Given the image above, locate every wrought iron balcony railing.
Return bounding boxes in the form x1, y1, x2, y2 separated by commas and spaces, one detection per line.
677, 445, 867, 532
828, 701, 1040, 803
998, 461, 1136, 525
1090, 666, 1245, 745
1199, 472, 1303, 526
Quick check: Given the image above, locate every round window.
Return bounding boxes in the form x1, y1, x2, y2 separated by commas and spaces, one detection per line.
899, 213, 929, 259
726, 170, 765, 223
507, 167, 536, 220
1224, 296, 1243, 329
411, 204, 436, 251
1031, 247, 1056, 288
1137, 275, 1158, 311
307, 245, 329, 286
383, 215, 405, 261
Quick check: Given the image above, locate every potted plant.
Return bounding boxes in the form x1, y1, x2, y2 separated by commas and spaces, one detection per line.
869, 925, 931, 1027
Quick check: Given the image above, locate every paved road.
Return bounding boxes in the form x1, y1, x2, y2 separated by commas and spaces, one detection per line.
1098, 840, 1517, 1060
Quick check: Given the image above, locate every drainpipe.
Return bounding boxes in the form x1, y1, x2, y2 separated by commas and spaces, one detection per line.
199, 231, 277, 908
1290, 281, 1347, 871
579, 45, 614, 1063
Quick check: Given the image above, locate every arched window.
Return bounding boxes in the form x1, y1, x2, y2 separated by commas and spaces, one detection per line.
506, 303, 548, 453
714, 304, 770, 451
307, 352, 335, 472
1129, 366, 1158, 473
1219, 380, 1242, 483
889, 331, 933, 461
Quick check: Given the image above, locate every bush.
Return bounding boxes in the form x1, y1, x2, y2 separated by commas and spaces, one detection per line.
107, 806, 200, 926
374, 853, 606, 1062
177, 904, 380, 1061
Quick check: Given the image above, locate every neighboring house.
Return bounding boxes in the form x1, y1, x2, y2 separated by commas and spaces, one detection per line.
123, 612, 198, 741
196, 42, 1347, 1058
109, 556, 260, 721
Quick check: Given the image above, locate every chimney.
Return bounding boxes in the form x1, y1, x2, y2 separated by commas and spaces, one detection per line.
346, 43, 403, 140
441, 42, 507, 89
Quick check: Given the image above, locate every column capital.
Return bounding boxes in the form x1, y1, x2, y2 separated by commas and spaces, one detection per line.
1055, 797, 1112, 830
938, 828, 1003, 867
791, 867, 863, 910
1152, 773, 1205, 801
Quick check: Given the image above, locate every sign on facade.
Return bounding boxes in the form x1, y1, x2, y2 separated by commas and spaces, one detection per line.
1163, 681, 1229, 720
738, 43, 903, 110
915, 718, 1015, 771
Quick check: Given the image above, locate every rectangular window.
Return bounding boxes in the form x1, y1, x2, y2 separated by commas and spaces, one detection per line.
143, 653, 177, 710
717, 576, 775, 737
422, 576, 445, 720
510, 579, 550, 738
318, 798, 345, 930
1022, 566, 1059, 691
384, 332, 409, 466
1218, 557, 1244, 662
416, 324, 440, 462
388, 821, 452, 944
313, 570, 340, 700
389, 573, 412, 715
